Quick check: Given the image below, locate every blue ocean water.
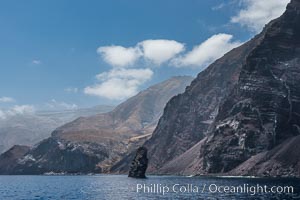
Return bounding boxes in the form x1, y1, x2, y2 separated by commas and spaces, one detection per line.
0, 175, 299, 200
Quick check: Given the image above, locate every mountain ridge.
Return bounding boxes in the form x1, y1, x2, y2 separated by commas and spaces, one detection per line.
0, 105, 114, 153
0, 76, 193, 174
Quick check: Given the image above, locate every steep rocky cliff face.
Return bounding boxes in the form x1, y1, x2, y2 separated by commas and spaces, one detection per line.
143, 27, 264, 172
201, 0, 300, 174
0, 76, 192, 174
145, 0, 300, 177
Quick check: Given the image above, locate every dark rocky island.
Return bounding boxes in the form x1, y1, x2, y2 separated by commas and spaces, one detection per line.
128, 147, 148, 178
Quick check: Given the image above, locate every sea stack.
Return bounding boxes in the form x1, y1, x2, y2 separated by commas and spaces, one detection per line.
128, 147, 148, 178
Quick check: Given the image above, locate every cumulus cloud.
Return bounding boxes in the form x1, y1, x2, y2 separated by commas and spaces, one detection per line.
138, 40, 185, 65
45, 99, 78, 110
84, 68, 153, 100
98, 36, 241, 69
172, 34, 241, 68
231, 0, 289, 32
0, 96, 15, 103
97, 46, 141, 67
90, 35, 241, 100
97, 39, 185, 67
0, 105, 35, 120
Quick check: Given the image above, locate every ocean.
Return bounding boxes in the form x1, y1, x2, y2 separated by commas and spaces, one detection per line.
0, 175, 299, 199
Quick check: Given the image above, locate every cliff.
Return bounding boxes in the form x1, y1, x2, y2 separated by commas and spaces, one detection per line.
142, 0, 300, 177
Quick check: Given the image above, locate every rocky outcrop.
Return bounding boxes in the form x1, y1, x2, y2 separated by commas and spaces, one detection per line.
11, 138, 108, 174
142, 0, 300, 177
0, 145, 30, 175
0, 76, 192, 174
128, 147, 148, 178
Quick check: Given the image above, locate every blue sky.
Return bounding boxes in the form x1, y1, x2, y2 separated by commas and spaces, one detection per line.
0, 0, 289, 112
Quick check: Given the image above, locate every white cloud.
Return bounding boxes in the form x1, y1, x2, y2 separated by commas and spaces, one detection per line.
64, 87, 78, 93
32, 60, 42, 65
84, 68, 153, 100
0, 105, 35, 120
172, 34, 241, 68
0, 96, 15, 103
46, 99, 78, 110
97, 46, 141, 67
138, 40, 185, 65
97, 39, 185, 67
90, 35, 241, 99
231, 0, 289, 32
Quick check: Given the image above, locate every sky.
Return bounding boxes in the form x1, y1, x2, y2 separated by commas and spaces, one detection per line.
0, 0, 289, 116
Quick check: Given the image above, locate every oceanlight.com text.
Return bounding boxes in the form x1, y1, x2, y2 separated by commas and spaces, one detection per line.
136, 183, 294, 196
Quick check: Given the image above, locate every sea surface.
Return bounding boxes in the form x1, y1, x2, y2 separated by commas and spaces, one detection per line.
0, 175, 299, 200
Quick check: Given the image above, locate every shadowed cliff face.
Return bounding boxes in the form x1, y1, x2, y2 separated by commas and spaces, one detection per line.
0, 145, 30, 175
229, 135, 300, 177
143, 28, 264, 172
0, 76, 193, 174
202, 0, 300, 173
144, 0, 300, 177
